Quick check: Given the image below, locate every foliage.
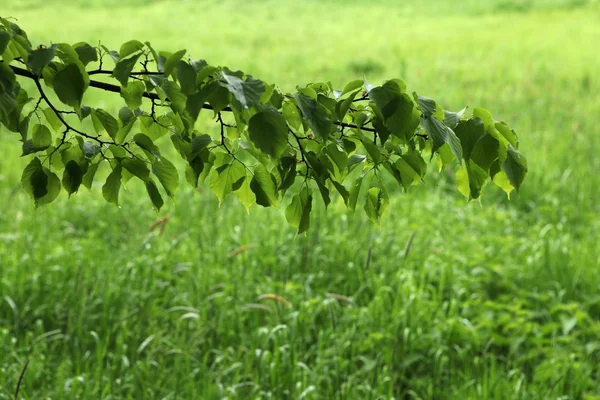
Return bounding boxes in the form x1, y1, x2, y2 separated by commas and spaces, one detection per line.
0, 18, 527, 232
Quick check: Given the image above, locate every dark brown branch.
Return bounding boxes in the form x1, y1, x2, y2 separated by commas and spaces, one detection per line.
7, 64, 424, 138
87, 69, 161, 76
11, 65, 136, 157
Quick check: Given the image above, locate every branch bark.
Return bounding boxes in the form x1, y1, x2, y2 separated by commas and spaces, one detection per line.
7, 63, 413, 137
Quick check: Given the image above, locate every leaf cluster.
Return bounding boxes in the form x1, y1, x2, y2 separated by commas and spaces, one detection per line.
0, 18, 527, 232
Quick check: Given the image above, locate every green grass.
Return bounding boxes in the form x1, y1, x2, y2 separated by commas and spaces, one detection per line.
1, 0, 600, 398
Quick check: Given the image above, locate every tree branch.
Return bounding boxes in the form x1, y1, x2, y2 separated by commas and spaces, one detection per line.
7, 63, 425, 138
17, 66, 136, 157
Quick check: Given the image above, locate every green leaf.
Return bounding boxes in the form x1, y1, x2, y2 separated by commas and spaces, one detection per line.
185, 91, 206, 123
250, 165, 278, 207
52, 63, 85, 109
503, 145, 527, 191
401, 151, 427, 180
188, 134, 211, 155
465, 160, 488, 199
454, 118, 486, 161
152, 157, 179, 197
362, 141, 382, 164
163, 49, 186, 76
348, 174, 364, 212
421, 115, 462, 163
248, 108, 288, 158
144, 41, 164, 72
122, 158, 150, 182
234, 174, 255, 213
145, 179, 163, 212
31, 124, 52, 149
472, 108, 495, 128
285, 186, 312, 234
102, 165, 122, 205
342, 79, 363, 96
139, 115, 169, 141
82, 162, 99, 189
177, 60, 197, 95
91, 109, 119, 139
26, 44, 57, 76
83, 141, 101, 159
62, 160, 83, 196
364, 187, 389, 223
199, 80, 230, 114
0, 62, 17, 119
120, 81, 145, 110
149, 77, 187, 114
0, 30, 10, 54
293, 93, 333, 140
414, 94, 437, 118
368, 80, 403, 112
42, 107, 63, 131
383, 93, 414, 139
113, 53, 141, 86
73, 43, 98, 65
495, 121, 518, 148
470, 133, 500, 171
21, 157, 44, 199
209, 161, 245, 205
119, 40, 144, 59
35, 170, 60, 207
277, 156, 297, 191
444, 107, 466, 128
446, 128, 463, 165
221, 70, 265, 110
282, 102, 302, 131
347, 154, 366, 172
335, 89, 358, 121
134, 133, 161, 158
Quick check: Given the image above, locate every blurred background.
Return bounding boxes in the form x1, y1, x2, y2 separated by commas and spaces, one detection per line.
1, 0, 599, 398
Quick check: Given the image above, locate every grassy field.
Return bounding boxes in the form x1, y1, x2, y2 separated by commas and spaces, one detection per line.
1, 0, 600, 398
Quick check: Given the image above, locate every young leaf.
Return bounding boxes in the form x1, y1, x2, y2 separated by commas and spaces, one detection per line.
348, 173, 365, 211
26, 44, 57, 76
152, 157, 179, 197
364, 187, 389, 223
285, 186, 312, 234
235, 174, 256, 212
503, 145, 528, 191
145, 179, 164, 212
73, 43, 98, 66
82, 162, 99, 189
113, 53, 141, 86
250, 165, 278, 207
293, 93, 333, 140
31, 124, 52, 149
421, 115, 462, 163
177, 60, 197, 95
248, 108, 288, 158
62, 160, 83, 196
221, 70, 265, 110
120, 81, 145, 110
122, 158, 150, 182
210, 161, 245, 205
163, 49, 186, 76
0, 30, 10, 54
119, 40, 144, 59
102, 165, 122, 205
52, 63, 85, 109
92, 109, 119, 139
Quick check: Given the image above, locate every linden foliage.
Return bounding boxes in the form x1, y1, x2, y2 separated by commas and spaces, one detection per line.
0, 18, 527, 232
